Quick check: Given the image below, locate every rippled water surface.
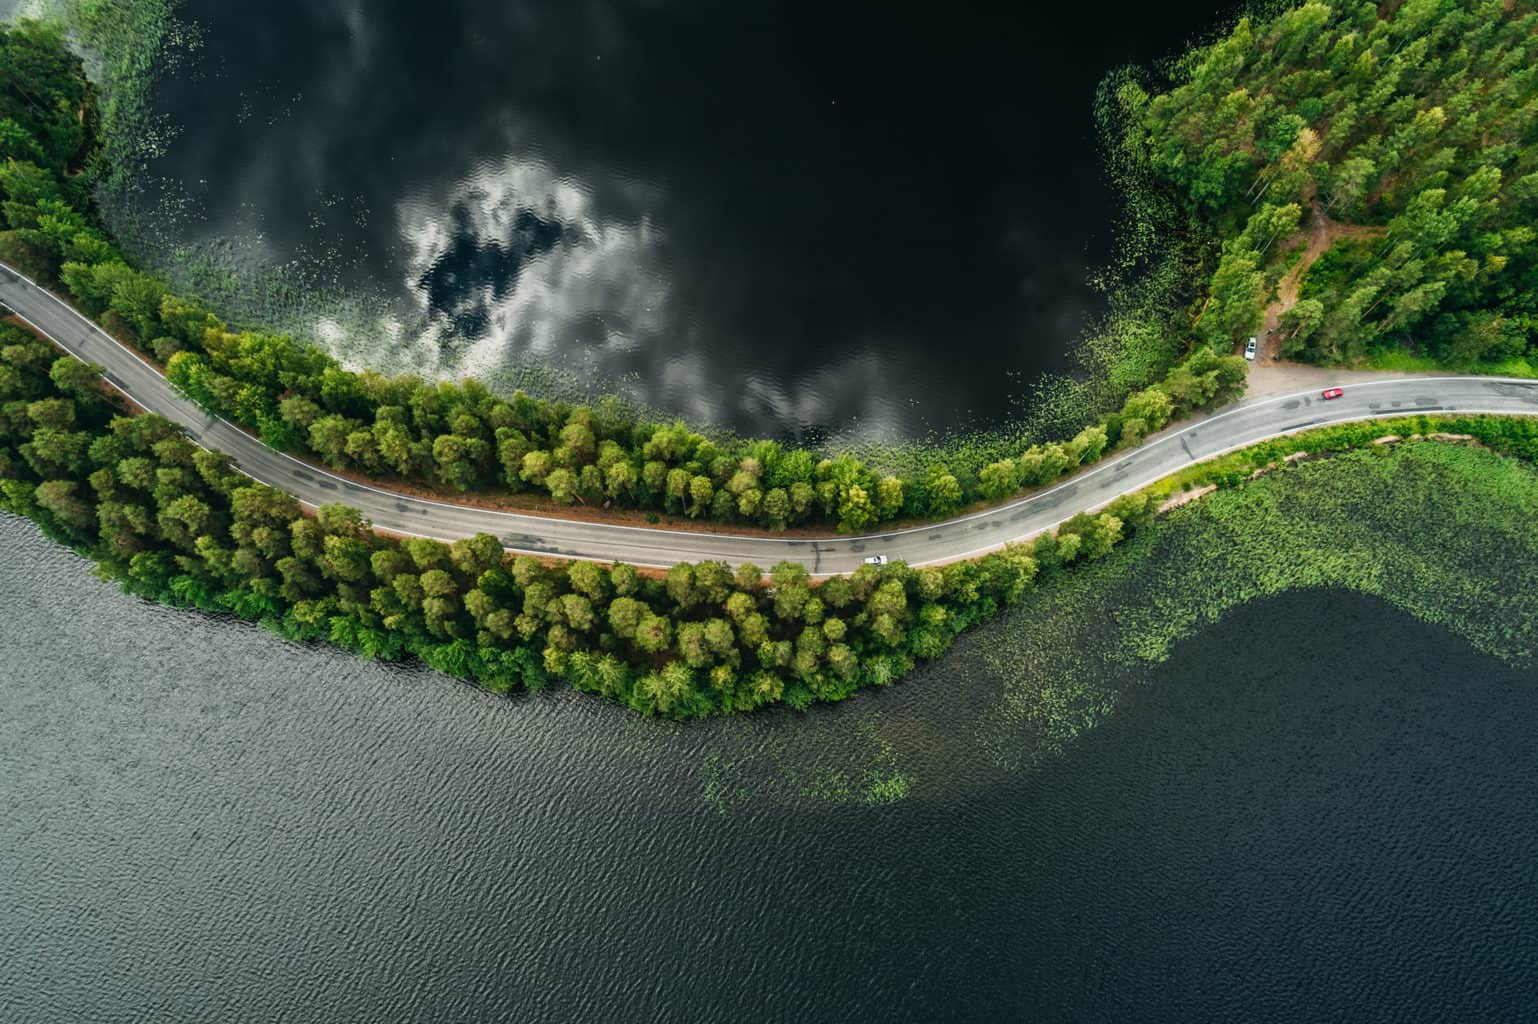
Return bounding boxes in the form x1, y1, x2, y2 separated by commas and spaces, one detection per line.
92, 0, 1234, 440
4, 514, 1536, 1022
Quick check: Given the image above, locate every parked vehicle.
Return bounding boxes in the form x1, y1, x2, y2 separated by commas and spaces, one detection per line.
1322, 387, 1344, 400
1244, 336, 1258, 360
863, 554, 888, 566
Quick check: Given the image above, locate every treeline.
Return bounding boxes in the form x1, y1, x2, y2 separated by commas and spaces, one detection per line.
0, 322, 1156, 715
0, 20, 1246, 534
1115, 0, 1538, 365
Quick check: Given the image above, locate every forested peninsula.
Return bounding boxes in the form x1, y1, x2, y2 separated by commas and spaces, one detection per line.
3, 3, 1538, 717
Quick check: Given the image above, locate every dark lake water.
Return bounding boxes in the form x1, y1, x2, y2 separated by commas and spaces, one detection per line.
101, 0, 1232, 441
4, 513, 1535, 1022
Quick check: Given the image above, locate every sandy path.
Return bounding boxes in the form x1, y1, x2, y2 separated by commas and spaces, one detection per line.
1244, 361, 1449, 400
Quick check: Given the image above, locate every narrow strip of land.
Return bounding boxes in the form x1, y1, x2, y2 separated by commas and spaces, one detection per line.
5, 261, 1537, 573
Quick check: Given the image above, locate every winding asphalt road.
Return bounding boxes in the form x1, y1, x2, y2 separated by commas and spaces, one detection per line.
5, 261, 1538, 573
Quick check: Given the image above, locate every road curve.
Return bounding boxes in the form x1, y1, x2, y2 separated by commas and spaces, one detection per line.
5, 261, 1538, 573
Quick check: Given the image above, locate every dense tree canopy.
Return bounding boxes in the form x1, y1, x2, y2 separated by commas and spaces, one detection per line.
1117, 0, 1538, 365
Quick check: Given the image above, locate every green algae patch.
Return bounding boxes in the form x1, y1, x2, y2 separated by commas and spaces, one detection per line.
790, 715, 915, 808
966, 442, 1538, 772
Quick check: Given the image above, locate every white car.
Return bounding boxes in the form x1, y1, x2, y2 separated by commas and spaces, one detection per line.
863, 554, 888, 566
1244, 336, 1258, 360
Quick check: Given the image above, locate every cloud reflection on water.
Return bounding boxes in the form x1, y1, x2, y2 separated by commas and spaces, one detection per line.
112, 0, 1229, 440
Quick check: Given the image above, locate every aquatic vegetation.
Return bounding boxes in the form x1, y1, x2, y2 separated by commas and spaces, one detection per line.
966, 440, 1538, 771
29, 0, 197, 238
785, 715, 916, 807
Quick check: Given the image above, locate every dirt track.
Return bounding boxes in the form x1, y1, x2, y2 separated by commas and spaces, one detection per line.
1257, 200, 1385, 363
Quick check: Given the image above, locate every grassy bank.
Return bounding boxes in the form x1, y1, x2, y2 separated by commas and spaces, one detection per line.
1359, 349, 1538, 379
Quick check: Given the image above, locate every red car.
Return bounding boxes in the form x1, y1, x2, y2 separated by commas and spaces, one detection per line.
1321, 387, 1345, 400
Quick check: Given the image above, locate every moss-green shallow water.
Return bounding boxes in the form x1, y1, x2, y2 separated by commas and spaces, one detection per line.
944, 441, 1538, 777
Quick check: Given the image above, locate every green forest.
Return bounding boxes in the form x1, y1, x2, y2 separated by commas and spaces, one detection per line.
1117, 0, 1538, 366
